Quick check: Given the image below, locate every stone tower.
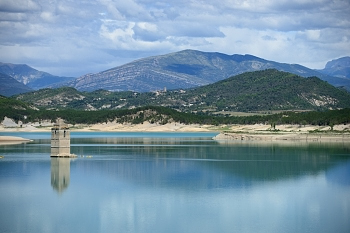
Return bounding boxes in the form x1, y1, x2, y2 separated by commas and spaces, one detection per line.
51, 119, 71, 157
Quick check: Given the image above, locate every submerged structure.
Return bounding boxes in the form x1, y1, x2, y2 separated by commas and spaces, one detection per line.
51, 119, 73, 157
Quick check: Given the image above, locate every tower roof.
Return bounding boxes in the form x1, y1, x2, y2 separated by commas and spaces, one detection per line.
52, 118, 69, 130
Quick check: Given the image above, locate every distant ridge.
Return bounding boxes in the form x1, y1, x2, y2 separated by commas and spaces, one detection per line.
317, 56, 350, 87
65, 50, 350, 92
0, 62, 75, 90
2, 51, 350, 95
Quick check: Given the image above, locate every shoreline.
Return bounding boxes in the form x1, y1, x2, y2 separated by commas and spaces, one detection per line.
1, 122, 350, 142
0, 122, 215, 132
1, 121, 349, 132
0, 136, 33, 145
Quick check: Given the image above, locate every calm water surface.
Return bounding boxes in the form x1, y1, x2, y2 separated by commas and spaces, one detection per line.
0, 132, 350, 233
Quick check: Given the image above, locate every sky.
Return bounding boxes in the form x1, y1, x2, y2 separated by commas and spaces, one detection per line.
0, 0, 349, 77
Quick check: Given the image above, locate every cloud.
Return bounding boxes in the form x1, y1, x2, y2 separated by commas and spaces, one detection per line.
133, 22, 164, 42
0, 0, 40, 13
297, 30, 321, 41
0, 0, 349, 76
0, 12, 27, 21
192, 0, 350, 31
99, 0, 153, 20
99, 21, 136, 48
164, 21, 225, 38
262, 35, 277, 41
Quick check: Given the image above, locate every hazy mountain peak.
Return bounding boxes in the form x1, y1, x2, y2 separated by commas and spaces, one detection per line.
0, 62, 75, 90
318, 56, 350, 81
325, 56, 350, 69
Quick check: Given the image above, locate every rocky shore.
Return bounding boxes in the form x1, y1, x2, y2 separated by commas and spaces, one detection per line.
213, 131, 350, 142
1, 117, 350, 143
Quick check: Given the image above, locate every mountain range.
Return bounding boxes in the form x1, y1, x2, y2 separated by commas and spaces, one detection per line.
14, 69, 350, 112
1, 50, 350, 97
0, 62, 74, 93
66, 50, 350, 92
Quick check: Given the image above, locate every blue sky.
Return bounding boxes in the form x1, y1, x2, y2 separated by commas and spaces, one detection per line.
0, 0, 349, 77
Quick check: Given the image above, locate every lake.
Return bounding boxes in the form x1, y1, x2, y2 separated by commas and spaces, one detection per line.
0, 132, 350, 233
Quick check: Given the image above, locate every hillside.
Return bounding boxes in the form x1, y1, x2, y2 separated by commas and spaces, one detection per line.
168, 69, 350, 112
0, 62, 75, 90
14, 87, 87, 109
14, 69, 350, 112
14, 87, 135, 110
65, 50, 350, 92
1, 97, 350, 128
0, 73, 33, 97
0, 95, 38, 123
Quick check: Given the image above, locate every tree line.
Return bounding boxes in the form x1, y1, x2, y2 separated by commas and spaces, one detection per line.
1, 98, 350, 128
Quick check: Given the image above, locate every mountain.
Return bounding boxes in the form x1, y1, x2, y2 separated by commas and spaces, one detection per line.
66, 50, 350, 92
169, 69, 350, 112
317, 57, 350, 88
0, 62, 75, 90
14, 69, 350, 112
0, 73, 33, 97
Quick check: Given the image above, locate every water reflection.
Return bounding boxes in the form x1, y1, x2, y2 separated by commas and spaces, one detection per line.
71, 145, 350, 191
51, 158, 71, 193
71, 140, 350, 187
326, 160, 350, 186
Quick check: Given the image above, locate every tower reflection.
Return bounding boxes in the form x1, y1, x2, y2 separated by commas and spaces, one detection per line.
51, 158, 71, 193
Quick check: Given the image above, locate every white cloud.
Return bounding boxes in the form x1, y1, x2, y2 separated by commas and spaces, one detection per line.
136, 22, 157, 32
298, 30, 321, 41
40, 11, 57, 23
0, 0, 349, 76
99, 0, 153, 20
133, 22, 163, 42
100, 21, 135, 48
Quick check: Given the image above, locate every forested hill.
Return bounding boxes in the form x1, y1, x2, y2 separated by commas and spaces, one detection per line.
174, 69, 350, 112
14, 69, 350, 112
